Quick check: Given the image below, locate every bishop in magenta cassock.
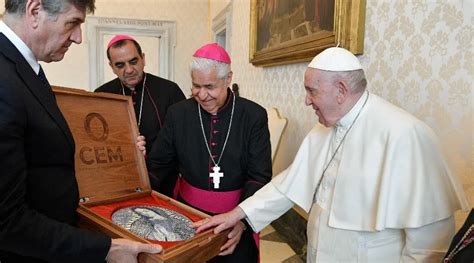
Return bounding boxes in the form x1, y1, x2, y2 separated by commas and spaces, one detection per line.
95, 35, 186, 197
147, 43, 272, 263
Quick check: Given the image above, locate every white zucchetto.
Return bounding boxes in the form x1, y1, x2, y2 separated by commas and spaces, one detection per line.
308, 47, 362, 71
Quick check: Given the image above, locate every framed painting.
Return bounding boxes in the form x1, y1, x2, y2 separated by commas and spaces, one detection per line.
249, 0, 366, 67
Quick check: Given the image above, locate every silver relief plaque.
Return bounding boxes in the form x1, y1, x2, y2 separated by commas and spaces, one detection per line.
112, 205, 196, 241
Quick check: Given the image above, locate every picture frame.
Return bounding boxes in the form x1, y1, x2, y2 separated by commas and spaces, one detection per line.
249, 0, 366, 67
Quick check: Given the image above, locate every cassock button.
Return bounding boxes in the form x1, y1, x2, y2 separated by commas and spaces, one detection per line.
213, 130, 219, 135
323, 186, 328, 190
211, 142, 217, 146
212, 155, 218, 159
212, 119, 218, 124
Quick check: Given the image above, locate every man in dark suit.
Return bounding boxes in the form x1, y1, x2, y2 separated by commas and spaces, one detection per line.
0, 0, 160, 262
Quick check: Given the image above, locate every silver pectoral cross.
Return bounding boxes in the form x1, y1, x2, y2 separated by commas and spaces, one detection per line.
210, 166, 224, 189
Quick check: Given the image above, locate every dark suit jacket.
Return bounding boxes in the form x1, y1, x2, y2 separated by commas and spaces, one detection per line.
0, 33, 110, 262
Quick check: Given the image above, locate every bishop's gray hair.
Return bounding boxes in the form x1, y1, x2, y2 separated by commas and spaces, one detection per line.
5, 0, 95, 16
322, 69, 367, 94
190, 57, 231, 80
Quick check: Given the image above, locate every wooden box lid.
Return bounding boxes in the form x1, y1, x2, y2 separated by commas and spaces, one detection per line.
53, 86, 150, 203
53, 87, 229, 263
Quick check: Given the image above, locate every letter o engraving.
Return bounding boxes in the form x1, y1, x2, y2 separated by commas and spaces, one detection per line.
84, 113, 109, 141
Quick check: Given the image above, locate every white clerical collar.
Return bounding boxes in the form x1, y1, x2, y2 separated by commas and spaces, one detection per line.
0, 20, 40, 74
336, 90, 369, 128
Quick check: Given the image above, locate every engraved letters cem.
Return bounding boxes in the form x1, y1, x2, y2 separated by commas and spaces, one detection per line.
79, 113, 123, 165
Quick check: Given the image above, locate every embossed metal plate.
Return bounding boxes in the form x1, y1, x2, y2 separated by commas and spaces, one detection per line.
112, 205, 196, 241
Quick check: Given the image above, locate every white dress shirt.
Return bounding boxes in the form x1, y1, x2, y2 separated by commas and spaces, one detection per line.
0, 20, 40, 74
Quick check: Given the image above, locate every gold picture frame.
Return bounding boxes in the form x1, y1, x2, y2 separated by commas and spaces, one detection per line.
250, 0, 366, 67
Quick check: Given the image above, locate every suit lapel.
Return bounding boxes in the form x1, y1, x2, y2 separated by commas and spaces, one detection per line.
0, 33, 75, 150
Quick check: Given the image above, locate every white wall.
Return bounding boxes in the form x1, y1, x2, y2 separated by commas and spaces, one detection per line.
0, 0, 209, 95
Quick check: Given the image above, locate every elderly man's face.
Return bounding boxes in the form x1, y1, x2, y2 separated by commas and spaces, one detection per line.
34, 3, 85, 62
108, 41, 146, 88
304, 68, 342, 127
191, 68, 232, 114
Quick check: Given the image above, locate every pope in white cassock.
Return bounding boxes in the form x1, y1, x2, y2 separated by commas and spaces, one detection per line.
194, 47, 469, 262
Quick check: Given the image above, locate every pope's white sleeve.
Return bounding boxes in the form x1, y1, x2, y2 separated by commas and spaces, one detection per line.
400, 215, 455, 262
238, 181, 295, 232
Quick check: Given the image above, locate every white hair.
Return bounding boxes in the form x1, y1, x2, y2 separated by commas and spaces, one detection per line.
189, 57, 230, 80
322, 69, 367, 93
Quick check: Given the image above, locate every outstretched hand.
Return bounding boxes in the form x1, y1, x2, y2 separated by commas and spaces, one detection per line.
106, 238, 162, 263
192, 207, 247, 255
218, 220, 246, 255
193, 207, 246, 234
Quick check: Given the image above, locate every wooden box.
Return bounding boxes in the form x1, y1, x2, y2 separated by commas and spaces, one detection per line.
53, 86, 228, 263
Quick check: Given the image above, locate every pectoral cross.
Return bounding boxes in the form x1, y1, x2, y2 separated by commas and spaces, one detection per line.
210, 166, 224, 189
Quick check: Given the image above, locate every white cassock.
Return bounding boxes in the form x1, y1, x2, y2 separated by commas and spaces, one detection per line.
239, 91, 469, 262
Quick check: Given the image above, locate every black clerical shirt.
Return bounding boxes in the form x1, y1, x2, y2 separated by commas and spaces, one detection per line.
148, 89, 272, 204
